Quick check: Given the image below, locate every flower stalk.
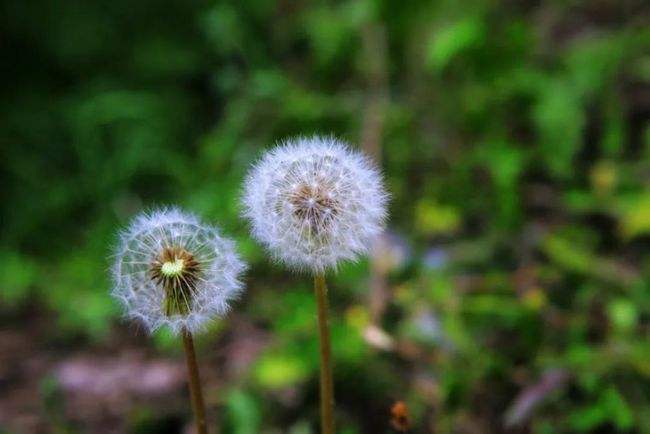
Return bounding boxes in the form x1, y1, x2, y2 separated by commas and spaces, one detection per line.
182, 328, 209, 434
314, 273, 334, 434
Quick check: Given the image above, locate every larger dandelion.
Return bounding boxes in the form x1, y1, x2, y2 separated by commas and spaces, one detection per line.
111, 207, 246, 434
242, 136, 388, 434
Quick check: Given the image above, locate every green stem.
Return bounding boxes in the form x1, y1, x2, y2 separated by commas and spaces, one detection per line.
182, 329, 209, 434
314, 273, 335, 434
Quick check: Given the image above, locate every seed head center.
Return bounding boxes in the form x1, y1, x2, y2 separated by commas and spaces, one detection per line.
290, 184, 332, 211
150, 246, 202, 317
161, 258, 185, 277
287, 182, 339, 234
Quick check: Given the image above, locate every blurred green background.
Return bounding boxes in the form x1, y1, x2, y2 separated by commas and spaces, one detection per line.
1, 0, 649, 433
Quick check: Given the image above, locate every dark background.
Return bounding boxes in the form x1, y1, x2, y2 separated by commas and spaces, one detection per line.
1, 0, 649, 433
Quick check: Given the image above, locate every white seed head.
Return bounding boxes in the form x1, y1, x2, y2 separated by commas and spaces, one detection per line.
242, 135, 388, 272
111, 207, 247, 335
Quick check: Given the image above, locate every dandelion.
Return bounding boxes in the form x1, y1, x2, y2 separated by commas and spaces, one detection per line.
242, 135, 388, 273
242, 136, 388, 434
111, 207, 246, 434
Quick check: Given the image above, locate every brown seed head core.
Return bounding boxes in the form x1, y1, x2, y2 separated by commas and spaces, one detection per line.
287, 181, 339, 235
150, 246, 202, 316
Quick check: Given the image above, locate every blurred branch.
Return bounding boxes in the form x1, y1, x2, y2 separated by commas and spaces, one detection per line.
504, 369, 570, 428
360, 22, 389, 162
360, 21, 392, 326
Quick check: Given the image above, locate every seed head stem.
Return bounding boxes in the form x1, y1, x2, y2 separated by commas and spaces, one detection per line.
182, 329, 209, 434
314, 273, 335, 434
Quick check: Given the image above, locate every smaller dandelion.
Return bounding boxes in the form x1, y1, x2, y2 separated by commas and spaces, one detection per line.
112, 207, 246, 335
241, 135, 389, 434
111, 207, 246, 434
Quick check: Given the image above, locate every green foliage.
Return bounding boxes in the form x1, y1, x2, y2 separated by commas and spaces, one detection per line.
1, 0, 648, 433
223, 389, 262, 434
0, 251, 37, 307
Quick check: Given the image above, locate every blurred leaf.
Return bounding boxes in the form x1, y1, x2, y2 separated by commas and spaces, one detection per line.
415, 200, 461, 236
426, 16, 486, 71
589, 161, 618, 195
254, 352, 309, 389
607, 298, 638, 332
47, 253, 116, 339
0, 251, 37, 307
565, 35, 626, 97
288, 420, 313, 434
569, 387, 634, 431
224, 389, 261, 434
618, 193, 650, 239
533, 80, 584, 177
542, 233, 593, 275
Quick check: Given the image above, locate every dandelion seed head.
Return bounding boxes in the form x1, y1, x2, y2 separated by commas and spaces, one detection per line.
111, 207, 247, 335
242, 135, 388, 272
